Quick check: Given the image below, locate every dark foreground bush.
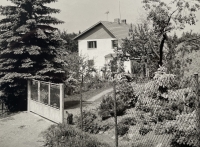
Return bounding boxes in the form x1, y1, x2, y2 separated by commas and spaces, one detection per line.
42, 123, 111, 147
98, 95, 126, 120
139, 125, 152, 136
75, 111, 113, 134
75, 111, 100, 134
120, 117, 137, 126
116, 80, 137, 108
117, 122, 129, 136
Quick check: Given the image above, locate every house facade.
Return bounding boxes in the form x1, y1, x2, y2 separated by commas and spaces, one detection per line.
74, 19, 133, 75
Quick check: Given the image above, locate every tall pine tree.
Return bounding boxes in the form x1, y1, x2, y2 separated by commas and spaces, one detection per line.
0, 0, 66, 111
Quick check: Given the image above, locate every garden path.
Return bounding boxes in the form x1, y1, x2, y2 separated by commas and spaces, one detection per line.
64, 87, 113, 117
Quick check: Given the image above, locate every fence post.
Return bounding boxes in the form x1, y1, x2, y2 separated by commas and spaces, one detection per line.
60, 83, 64, 123
194, 74, 200, 147
38, 81, 40, 102
113, 81, 118, 147
27, 80, 31, 112
48, 82, 51, 105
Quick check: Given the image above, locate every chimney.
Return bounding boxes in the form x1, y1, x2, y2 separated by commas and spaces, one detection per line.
121, 19, 126, 24
114, 18, 120, 24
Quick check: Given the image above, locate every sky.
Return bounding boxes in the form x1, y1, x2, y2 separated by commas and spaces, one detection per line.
0, 0, 200, 35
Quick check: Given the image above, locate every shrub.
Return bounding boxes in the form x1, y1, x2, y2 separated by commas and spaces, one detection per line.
76, 111, 100, 134
120, 117, 137, 126
139, 125, 152, 136
98, 95, 126, 120
170, 112, 198, 147
155, 121, 177, 135
75, 111, 113, 134
98, 121, 114, 132
117, 122, 129, 136
154, 107, 177, 122
42, 123, 111, 147
116, 80, 137, 108
136, 102, 152, 113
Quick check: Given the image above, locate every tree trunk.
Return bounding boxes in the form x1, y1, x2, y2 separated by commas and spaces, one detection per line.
159, 33, 167, 66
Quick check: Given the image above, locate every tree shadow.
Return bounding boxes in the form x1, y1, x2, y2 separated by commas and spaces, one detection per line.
64, 101, 92, 109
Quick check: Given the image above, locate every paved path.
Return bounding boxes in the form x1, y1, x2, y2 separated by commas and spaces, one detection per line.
0, 112, 54, 147
65, 88, 113, 116
86, 88, 113, 102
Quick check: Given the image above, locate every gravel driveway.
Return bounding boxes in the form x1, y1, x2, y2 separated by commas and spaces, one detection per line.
0, 112, 54, 147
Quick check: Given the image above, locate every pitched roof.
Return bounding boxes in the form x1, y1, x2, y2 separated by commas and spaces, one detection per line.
73, 21, 132, 41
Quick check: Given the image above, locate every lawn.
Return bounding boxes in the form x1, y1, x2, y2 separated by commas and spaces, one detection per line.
64, 84, 112, 109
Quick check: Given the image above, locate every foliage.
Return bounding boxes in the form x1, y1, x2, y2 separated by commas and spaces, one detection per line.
133, 66, 196, 123
139, 125, 153, 136
132, 139, 155, 147
154, 107, 177, 122
75, 111, 99, 134
62, 53, 98, 95
121, 23, 160, 77
116, 79, 137, 108
155, 112, 198, 147
98, 95, 126, 120
42, 123, 111, 147
58, 30, 78, 53
171, 112, 198, 147
117, 122, 129, 136
75, 111, 113, 134
134, 66, 198, 146
142, 0, 200, 66
119, 117, 137, 126
0, 0, 66, 111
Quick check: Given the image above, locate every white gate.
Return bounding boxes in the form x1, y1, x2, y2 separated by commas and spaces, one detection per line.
27, 80, 64, 123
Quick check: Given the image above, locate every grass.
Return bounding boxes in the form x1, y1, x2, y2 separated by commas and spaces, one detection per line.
64, 84, 112, 109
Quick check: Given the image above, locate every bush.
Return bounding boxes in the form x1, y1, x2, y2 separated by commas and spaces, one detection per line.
117, 122, 129, 136
154, 107, 177, 122
136, 102, 152, 113
120, 117, 137, 126
98, 95, 126, 120
116, 80, 137, 108
75, 111, 113, 134
76, 111, 100, 134
42, 123, 111, 147
170, 112, 198, 147
139, 125, 152, 136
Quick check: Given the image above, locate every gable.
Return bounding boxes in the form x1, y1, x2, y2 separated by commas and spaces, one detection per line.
78, 24, 115, 40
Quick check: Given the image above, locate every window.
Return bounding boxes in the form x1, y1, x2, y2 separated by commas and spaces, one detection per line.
87, 41, 97, 49
112, 40, 118, 49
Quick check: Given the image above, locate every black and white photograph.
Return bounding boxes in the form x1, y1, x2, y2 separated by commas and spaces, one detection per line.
0, 0, 200, 147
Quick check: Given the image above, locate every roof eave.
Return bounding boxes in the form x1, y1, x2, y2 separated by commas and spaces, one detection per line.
73, 21, 118, 40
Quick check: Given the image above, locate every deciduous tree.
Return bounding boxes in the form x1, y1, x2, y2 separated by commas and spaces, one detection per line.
142, 0, 200, 66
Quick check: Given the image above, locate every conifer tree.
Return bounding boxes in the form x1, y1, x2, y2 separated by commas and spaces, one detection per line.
0, 0, 66, 111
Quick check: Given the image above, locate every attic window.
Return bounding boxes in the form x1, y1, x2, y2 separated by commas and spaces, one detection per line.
112, 40, 118, 49
88, 41, 97, 49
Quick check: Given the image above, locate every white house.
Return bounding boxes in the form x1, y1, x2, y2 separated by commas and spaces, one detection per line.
74, 19, 133, 74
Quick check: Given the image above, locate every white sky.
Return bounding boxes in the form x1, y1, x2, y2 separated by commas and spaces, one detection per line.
0, 0, 200, 35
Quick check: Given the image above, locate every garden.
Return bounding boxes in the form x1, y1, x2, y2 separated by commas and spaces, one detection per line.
43, 66, 199, 147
